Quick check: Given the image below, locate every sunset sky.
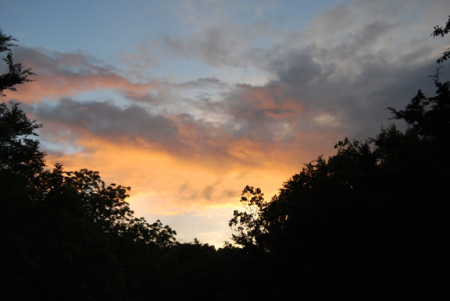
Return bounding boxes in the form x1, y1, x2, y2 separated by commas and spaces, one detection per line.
1, 0, 449, 247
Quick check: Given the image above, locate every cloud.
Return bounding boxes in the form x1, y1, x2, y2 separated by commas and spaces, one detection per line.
32, 95, 322, 172
254, 1, 450, 140
4, 47, 159, 102
133, 0, 449, 146
163, 25, 261, 68
41, 131, 300, 207
177, 77, 228, 89
35, 98, 179, 150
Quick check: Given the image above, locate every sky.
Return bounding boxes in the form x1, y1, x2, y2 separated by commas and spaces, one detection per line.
1, 0, 449, 247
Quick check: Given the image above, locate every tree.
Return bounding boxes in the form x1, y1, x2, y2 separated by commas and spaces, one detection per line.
1, 29, 41, 179
124, 218, 177, 247
433, 15, 450, 63
0, 102, 45, 178
229, 185, 269, 252
0, 29, 35, 96
388, 71, 450, 159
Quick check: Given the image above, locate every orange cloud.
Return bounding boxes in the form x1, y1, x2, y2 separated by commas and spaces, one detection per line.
4, 73, 158, 103
42, 120, 340, 207
239, 83, 304, 118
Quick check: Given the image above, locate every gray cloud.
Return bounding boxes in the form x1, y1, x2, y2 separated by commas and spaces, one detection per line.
176, 182, 237, 203
161, 24, 269, 68
177, 77, 228, 89
7, 46, 157, 104
34, 98, 179, 148
247, 1, 450, 141
202, 185, 214, 201
13, 46, 116, 77
138, 0, 450, 149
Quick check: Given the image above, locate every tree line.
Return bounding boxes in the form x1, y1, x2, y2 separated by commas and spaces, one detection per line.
1, 17, 449, 300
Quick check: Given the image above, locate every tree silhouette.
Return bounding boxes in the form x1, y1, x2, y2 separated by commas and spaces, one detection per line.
0, 102, 45, 179
229, 185, 269, 252
433, 15, 450, 63
0, 29, 35, 96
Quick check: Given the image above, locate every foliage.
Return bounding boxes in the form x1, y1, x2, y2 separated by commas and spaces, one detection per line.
0, 29, 35, 96
229, 185, 268, 252
0, 102, 45, 177
433, 15, 450, 63
124, 218, 177, 247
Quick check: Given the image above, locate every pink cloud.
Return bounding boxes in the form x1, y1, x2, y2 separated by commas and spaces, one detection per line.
4, 47, 159, 102
4, 73, 158, 103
